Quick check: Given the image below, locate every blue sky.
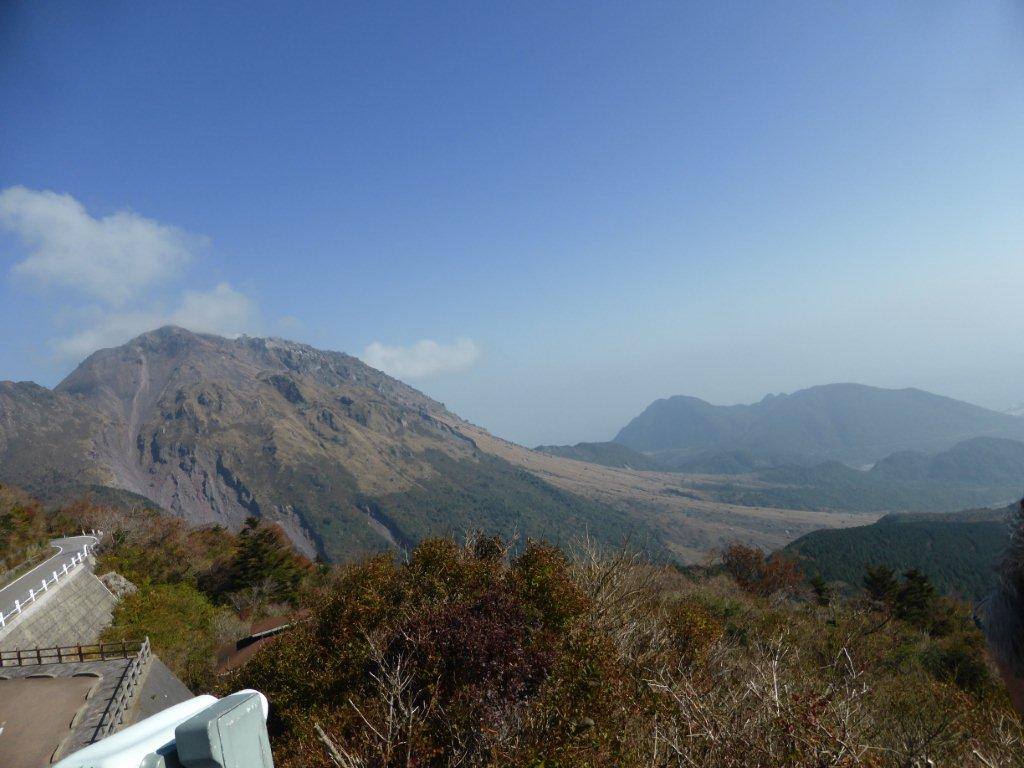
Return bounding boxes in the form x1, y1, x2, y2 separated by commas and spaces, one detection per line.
2, 1, 1023, 446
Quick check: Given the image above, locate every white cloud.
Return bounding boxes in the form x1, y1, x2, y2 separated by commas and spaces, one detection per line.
52, 310, 165, 359
0, 187, 261, 360
0, 186, 200, 304
363, 338, 481, 379
52, 283, 258, 359
168, 283, 257, 336
277, 315, 304, 334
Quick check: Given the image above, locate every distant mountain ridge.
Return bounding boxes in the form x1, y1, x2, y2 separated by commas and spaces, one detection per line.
694, 436, 1024, 515
0, 327, 651, 562
872, 437, 1024, 486
613, 383, 1024, 467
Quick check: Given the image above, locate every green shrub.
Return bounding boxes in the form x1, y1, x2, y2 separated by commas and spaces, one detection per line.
102, 582, 218, 688
920, 632, 993, 696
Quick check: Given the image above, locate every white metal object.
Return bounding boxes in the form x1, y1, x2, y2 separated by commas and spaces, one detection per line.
53, 690, 269, 768
52, 692, 270, 768
53, 696, 218, 768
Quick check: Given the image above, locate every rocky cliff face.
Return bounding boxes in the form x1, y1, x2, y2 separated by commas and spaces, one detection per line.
0, 380, 116, 493
0, 327, 638, 561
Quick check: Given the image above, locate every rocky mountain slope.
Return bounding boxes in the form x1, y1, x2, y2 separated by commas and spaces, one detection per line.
0, 327, 647, 561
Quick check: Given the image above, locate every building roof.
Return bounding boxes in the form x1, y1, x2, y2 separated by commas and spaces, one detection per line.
215, 610, 309, 674
0, 677, 97, 768
0, 646, 194, 764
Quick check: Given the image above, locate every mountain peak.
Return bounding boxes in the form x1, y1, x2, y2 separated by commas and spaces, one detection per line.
116, 324, 217, 349
0, 325, 661, 565
7, 325, 470, 558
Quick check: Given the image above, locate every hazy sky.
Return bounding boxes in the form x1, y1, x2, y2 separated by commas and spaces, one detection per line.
2, 2, 1023, 446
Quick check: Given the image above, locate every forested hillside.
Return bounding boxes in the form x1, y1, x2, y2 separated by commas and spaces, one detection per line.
785, 506, 1013, 600
362, 450, 665, 557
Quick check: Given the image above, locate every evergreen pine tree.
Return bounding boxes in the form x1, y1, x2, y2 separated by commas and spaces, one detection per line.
809, 574, 833, 606
894, 568, 936, 625
863, 564, 898, 603
226, 516, 306, 605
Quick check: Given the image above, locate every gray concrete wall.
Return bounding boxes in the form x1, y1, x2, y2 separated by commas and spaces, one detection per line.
0, 564, 118, 650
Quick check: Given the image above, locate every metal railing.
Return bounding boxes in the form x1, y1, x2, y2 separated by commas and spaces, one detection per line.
97, 636, 152, 738
0, 539, 96, 630
0, 639, 146, 667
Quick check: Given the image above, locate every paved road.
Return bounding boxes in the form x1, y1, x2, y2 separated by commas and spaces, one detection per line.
0, 535, 98, 621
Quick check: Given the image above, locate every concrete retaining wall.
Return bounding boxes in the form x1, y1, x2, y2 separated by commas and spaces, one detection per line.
0, 565, 118, 650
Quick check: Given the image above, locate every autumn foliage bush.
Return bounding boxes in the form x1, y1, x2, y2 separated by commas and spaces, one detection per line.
721, 541, 803, 597
41, 495, 1024, 766
222, 535, 1024, 767
0, 484, 48, 574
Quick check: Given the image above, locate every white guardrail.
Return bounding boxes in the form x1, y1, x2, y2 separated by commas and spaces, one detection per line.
0, 531, 101, 630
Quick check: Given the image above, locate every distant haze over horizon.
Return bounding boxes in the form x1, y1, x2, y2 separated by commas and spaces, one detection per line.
2, 3, 1023, 446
